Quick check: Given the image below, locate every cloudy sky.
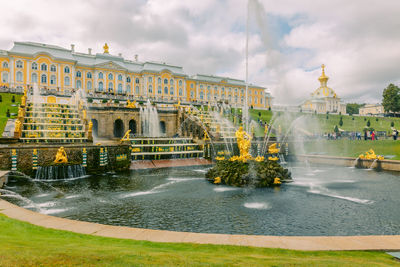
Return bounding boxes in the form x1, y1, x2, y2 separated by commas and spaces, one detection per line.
1, 0, 400, 104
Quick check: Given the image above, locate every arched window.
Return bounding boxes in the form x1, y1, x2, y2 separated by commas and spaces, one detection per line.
215, 87, 218, 94
16, 71, 23, 82
50, 65, 56, 72
126, 76, 131, 83
31, 62, 37, 70
118, 74, 122, 81
108, 73, 113, 80
135, 78, 140, 84
179, 88, 182, 96
164, 86, 168, 94
98, 81, 103, 91
148, 85, 153, 93
200, 85, 203, 89
31, 73, 37, 83
235, 96, 238, 103
135, 85, 139, 94
87, 81, 92, 90
108, 82, 113, 91
118, 83, 123, 94
207, 93, 211, 100
222, 87, 225, 92
16, 60, 23, 68
41, 63, 47, 71
64, 76, 70, 86
50, 75, 56, 85
164, 79, 168, 84
179, 80, 182, 86
98, 72, 103, 79
170, 86, 174, 95
76, 71, 81, 78
158, 77, 161, 84
241, 89, 244, 94
76, 80, 82, 89
190, 83, 194, 88
200, 91, 204, 100
2, 72, 8, 83
148, 76, 152, 83
64, 66, 70, 73
158, 86, 162, 94
87, 72, 92, 79
126, 84, 131, 93
170, 79, 174, 85
41, 74, 47, 84
2, 62, 8, 68
260, 97, 263, 104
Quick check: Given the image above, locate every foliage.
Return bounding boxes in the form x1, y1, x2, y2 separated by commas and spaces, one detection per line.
87, 98, 93, 103
11, 95, 15, 103
102, 99, 108, 103
376, 118, 379, 122
352, 117, 355, 120
382, 83, 400, 113
334, 125, 339, 133
205, 159, 291, 187
0, 95, 2, 102
114, 100, 119, 104
6, 109, 10, 117
339, 117, 343, 127
367, 119, 371, 127
346, 103, 364, 115
326, 115, 329, 120
391, 121, 394, 127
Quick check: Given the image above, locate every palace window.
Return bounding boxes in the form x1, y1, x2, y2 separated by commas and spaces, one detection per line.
179, 88, 182, 96
164, 86, 168, 94
148, 85, 153, 93
108, 82, 113, 91
158, 86, 162, 94
179, 80, 182, 86
235, 96, 238, 103
76, 71, 81, 78
108, 73, 113, 80
41, 63, 47, 71
31, 62, 37, 70
98, 81, 103, 91
76, 80, 82, 89
190, 91, 194, 98
228, 87, 232, 93
50, 75, 56, 85
16, 61, 23, 68
255, 90, 258, 95
260, 97, 263, 104
64, 76, 70, 86
208, 93, 211, 100
118, 74, 122, 81
164, 79, 168, 84
222, 87, 225, 92
16, 71, 23, 82
87, 72, 92, 79
98, 72, 103, 79
200, 91, 204, 100
254, 97, 258, 104
50, 65, 56, 72
126, 84, 131, 93
235, 88, 238, 93
135, 78, 140, 84
158, 77, 161, 84
2, 72, 8, 83
170, 87, 174, 95
118, 83, 123, 94
126, 76, 131, 83
148, 77, 152, 83
2, 62, 8, 68
64, 66, 70, 73
41, 74, 47, 84
214, 87, 218, 94
190, 83, 194, 88
241, 89, 244, 94
170, 79, 174, 85
135, 86, 139, 94
87, 81, 92, 90
31, 73, 37, 83
200, 85, 203, 89
241, 96, 244, 103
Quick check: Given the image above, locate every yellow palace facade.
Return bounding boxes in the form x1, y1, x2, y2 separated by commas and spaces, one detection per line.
0, 42, 271, 109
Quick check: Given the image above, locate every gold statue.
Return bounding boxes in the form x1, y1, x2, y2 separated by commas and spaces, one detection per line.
18, 107, 24, 118
14, 119, 22, 137
126, 100, 136, 108
88, 121, 93, 132
216, 125, 220, 134
264, 124, 268, 135
268, 143, 280, 154
103, 43, 109, 54
235, 126, 252, 160
54, 147, 68, 164
21, 95, 26, 107
82, 110, 87, 120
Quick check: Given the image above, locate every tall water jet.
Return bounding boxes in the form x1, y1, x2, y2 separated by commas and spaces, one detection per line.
140, 100, 161, 137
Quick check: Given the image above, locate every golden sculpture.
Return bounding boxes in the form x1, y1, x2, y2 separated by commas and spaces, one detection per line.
82, 110, 87, 120
21, 95, 26, 107
14, 119, 22, 137
264, 124, 268, 135
103, 43, 109, 54
126, 100, 136, 108
214, 177, 221, 184
54, 147, 68, 164
18, 107, 24, 118
88, 121, 93, 132
235, 126, 252, 160
268, 143, 280, 154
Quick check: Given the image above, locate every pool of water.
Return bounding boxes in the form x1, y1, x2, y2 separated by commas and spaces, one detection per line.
2, 164, 400, 236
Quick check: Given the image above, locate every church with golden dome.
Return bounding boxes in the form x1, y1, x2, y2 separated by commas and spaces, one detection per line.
300, 64, 346, 114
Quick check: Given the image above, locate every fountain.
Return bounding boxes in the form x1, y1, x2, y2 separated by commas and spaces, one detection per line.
140, 100, 161, 137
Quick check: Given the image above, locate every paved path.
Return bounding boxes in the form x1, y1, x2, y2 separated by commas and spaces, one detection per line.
1, 199, 399, 251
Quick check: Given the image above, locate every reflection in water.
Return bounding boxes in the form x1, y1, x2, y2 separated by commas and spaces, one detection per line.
2, 164, 400, 236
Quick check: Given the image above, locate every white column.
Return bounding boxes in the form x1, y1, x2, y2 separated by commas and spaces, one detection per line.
10, 57, 14, 86
57, 64, 61, 88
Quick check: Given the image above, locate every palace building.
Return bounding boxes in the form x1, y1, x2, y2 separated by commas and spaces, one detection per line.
300, 64, 346, 114
0, 41, 271, 109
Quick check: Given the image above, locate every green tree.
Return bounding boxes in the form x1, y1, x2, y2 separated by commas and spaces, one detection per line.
352, 117, 355, 121
339, 117, 343, 127
6, 109, 10, 117
334, 125, 339, 133
367, 119, 371, 127
11, 95, 15, 103
346, 103, 364, 115
391, 121, 394, 127
382, 83, 400, 113
0, 95, 2, 102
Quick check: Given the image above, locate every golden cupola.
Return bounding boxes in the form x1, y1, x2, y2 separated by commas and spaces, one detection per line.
318, 64, 329, 86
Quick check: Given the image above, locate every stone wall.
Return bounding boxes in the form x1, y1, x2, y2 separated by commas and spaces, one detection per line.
0, 144, 131, 177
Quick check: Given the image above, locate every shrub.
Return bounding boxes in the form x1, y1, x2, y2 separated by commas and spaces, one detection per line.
87, 98, 93, 103
114, 100, 119, 104
11, 95, 15, 103
334, 125, 339, 133
6, 109, 10, 117
391, 121, 394, 127
376, 118, 379, 122
102, 99, 107, 103
326, 115, 329, 120
339, 117, 343, 127
364, 117, 367, 121
352, 117, 355, 120
367, 119, 371, 127
0, 95, 2, 102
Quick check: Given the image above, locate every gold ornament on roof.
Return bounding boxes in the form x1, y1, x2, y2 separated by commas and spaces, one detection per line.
318, 64, 329, 85
103, 43, 109, 54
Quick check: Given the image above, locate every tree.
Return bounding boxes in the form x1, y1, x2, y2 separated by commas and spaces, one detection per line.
326, 115, 329, 120
6, 109, 10, 117
391, 121, 394, 127
334, 125, 339, 133
339, 117, 343, 127
382, 83, 400, 113
346, 103, 364, 115
0, 95, 2, 102
11, 95, 15, 103
376, 118, 379, 122
352, 117, 355, 121
367, 119, 371, 127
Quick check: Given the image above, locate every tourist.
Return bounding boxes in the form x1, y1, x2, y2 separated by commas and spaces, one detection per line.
364, 131, 367, 140
371, 131, 375, 141
393, 129, 397, 140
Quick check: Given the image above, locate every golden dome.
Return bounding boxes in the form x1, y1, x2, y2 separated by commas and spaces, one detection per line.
318, 64, 329, 84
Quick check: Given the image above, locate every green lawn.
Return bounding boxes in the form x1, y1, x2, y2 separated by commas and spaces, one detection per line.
0, 214, 397, 266
0, 93, 21, 135
302, 139, 400, 160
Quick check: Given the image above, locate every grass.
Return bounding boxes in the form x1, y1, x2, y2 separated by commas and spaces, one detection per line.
0, 214, 397, 266
302, 139, 400, 160
0, 93, 21, 135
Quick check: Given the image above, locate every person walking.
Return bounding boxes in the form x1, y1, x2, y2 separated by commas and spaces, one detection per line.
371, 131, 375, 141
364, 131, 367, 141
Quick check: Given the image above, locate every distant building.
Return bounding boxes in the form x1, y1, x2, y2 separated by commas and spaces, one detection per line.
359, 104, 384, 116
300, 64, 346, 114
